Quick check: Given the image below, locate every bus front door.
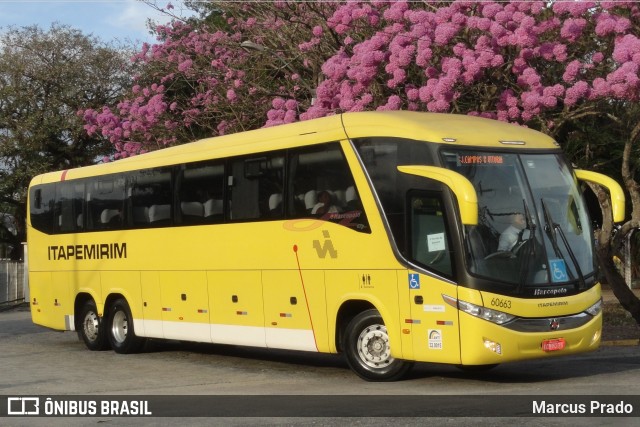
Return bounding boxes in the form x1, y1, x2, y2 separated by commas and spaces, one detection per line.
407, 272, 461, 364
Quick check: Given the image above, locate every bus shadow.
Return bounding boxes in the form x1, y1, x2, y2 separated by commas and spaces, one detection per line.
143, 338, 349, 371
407, 347, 640, 383
142, 339, 639, 384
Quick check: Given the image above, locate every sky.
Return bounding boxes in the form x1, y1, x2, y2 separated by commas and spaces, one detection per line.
0, 0, 194, 46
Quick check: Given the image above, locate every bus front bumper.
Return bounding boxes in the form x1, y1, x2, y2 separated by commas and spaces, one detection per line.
458, 312, 602, 366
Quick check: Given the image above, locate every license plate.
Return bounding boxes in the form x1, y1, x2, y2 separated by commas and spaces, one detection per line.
542, 338, 566, 352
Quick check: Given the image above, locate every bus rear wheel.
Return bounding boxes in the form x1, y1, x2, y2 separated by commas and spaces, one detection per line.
343, 309, 412, 381
107, 298, 144, 354
77, 300, 110, 351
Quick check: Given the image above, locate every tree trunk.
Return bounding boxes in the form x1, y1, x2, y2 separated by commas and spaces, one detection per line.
590, 121, 640, 326
596, 244, 640, 325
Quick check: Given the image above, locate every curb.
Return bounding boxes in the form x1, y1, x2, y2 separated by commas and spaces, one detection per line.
601, 339, 640, 347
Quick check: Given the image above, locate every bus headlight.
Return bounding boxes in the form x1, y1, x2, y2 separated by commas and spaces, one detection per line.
585, 298, 602, 316
443, 295, 515, 325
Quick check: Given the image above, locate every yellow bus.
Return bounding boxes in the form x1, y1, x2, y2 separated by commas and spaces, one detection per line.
27, 111, 625, 381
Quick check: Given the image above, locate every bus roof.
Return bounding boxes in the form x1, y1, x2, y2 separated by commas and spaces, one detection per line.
341, 111, 558, 149
31, 111, 558, 184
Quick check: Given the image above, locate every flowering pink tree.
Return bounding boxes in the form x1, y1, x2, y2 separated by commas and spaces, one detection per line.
81, 1, 340, 159
84, 1, 640, 319
304, 1, 638, 132
300, 0, 640, 322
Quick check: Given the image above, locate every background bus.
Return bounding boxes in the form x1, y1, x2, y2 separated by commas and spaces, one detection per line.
27, 111, 624, 381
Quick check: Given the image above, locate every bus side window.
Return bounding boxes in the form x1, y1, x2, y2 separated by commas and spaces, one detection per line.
229, 153, 284, 221
30, 185, 56, 234
53, 182, 85, 234
288, 143, 370, 232
86, 176, 125, 231
178, 161, 225, 224
128, 168, 173, 227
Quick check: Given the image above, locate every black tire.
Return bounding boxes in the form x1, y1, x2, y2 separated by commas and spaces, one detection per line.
342, 309, 412, 381
77, 300, 110, 351
107, 298, 144, 354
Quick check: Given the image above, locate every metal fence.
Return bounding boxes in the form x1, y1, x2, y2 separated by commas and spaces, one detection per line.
0, 261, 25, 306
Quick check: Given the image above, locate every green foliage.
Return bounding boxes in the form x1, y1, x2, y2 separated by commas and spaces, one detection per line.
0, 24, 137, 258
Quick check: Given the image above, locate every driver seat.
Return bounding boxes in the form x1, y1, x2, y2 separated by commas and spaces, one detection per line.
468, 224, 498, 260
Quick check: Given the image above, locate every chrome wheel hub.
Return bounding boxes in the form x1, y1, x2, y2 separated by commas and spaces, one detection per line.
356, 324, 393, 369
83, 312, 99, 341
111, 310, 128, 344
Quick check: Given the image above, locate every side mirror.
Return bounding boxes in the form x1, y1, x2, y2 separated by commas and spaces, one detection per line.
398, 165, 478, 225
574, 169, 625, 223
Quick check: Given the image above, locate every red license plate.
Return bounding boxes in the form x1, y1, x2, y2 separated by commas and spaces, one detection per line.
542, 338, 566, 352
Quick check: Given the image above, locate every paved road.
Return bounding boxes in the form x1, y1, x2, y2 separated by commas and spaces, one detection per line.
1, 306, 640, 426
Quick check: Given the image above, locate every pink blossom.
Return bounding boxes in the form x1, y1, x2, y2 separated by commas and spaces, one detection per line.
383, 1, 408, 22
83, 1, 640, 160
560, 18, 587, 41
415, 45, 433, 67
564, 81, 590, 106
562, 60, 582, 83
615, 17, 631, 33
521, 91, 541, 110
406, 88, 419, 101
285, 99, 298, 110
591, 78, 611, 97
284, 110, 297, 123
518, 68, 541, 87
552, 1, 595, 17
592, 52, 605, 64
508, 106, 521, 119
481, 3, 503, 19
595, 12, 617, 36
434, 23, 458, 45
272, 98, 285, 110
427, 99, 450, 112
377, 95, 402, 111
552, 43, 568, 62
612, 35, 640, 64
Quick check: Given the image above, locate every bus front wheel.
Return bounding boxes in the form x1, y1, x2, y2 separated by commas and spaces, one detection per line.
107, 298, 144, 354
343, 309, 412, 381
77, 300, 110, 351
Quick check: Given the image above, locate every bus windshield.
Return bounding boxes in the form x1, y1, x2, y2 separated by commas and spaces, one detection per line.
442, 150, 595, 290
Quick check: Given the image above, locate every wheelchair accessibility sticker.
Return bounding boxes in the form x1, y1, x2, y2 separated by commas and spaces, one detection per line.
409, 274, 420, 289
549, 259, 568, 283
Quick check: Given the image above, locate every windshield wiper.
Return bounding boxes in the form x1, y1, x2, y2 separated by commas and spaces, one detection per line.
540, 198, 586, 289
516, 199, 536, 293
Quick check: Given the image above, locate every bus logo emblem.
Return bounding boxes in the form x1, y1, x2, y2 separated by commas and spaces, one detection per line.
313, 230, 337, 259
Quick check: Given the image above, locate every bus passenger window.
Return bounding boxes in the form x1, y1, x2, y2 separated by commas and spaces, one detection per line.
229, 153, 284, 221
178, 161, 225, 224
288, 143, 369, 232
128, 168, 172, 227
30, 185, 56, 234
86, 176, 125, 231
53, 181, 84, 233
